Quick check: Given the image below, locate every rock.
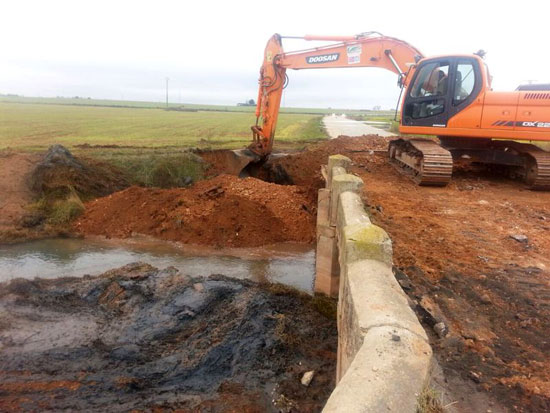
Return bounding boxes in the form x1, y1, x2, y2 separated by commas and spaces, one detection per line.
480, 294, 492, 304
469, 371, 481, 383
510, 234, 528, 243
392, 267, 412, 291
301, 370, 315, 386
478, 200, 489, 205
434, 322, 448, 338
391, 334, 401, 342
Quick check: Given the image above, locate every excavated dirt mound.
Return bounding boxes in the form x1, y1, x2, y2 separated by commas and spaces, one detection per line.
75, 175, 316, 248
0, 146, 128, 244
30, 144, 128, 199
267, 135, 550, 411
0, 263, 337, 412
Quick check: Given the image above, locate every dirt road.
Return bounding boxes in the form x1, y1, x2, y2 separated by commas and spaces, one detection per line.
322, 115, 395, 139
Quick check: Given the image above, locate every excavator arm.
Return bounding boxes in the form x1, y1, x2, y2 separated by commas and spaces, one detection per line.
250, 32, 423, 156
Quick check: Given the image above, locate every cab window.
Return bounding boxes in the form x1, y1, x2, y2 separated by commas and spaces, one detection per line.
410, 62, 450, 98
453, 61, 475, 105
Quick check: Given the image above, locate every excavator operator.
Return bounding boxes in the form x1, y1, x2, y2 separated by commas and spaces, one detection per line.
425, 67, 448, 96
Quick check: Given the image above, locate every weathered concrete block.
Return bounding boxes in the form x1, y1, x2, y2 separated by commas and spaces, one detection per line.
329, 165, 347, 187
336, 266, 363, 378
327, 155, 352, 188
316, 188, 332, 238
335, 192, 392, 265
340, 222, 393, 265
337, 191, 371, 227
324, 326, 432, 413
346, 260, 428, 341
315, 234, 340, 297
315, 188, 339, 296
330, 174, 363, 226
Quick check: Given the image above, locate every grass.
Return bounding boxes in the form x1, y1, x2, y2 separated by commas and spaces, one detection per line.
48, 197, 85, 225
416, 387, 444, 413
28, 188, 85, 226
0, 102, 327, 151
108, 152, 206, 187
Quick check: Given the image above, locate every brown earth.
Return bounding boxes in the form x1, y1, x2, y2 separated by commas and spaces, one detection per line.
0, 151, 39, 230
74, 175, 316, 248
266, 136, 550, 412
4, 136, 550, 411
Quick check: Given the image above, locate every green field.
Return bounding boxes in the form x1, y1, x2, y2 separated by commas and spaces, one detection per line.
0, 95, 382, 116
0, 102, 328, 151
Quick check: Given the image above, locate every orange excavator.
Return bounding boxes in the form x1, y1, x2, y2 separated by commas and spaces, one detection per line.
245, 32, 550, 189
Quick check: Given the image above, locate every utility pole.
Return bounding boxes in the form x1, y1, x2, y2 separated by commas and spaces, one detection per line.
166, 77, 169, 107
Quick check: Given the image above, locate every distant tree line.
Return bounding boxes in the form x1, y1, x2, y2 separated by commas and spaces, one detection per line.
237, 99, 256, 106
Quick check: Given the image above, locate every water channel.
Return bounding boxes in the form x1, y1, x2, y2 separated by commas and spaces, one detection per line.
0, 237, 315, 293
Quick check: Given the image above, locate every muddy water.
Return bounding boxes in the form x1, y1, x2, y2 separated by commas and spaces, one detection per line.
0, 237, 315, 292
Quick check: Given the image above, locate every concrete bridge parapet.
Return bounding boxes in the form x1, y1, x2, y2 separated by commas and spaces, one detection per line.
315, 155, 433, 412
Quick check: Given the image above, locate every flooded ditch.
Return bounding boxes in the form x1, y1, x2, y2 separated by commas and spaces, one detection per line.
0, 237, 315, 293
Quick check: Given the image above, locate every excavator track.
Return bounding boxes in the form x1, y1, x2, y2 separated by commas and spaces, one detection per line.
523, 147, 550, 190
388, 138, 453, 186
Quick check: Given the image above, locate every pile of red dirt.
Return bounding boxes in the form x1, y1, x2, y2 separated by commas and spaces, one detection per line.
74, 174, 316, 247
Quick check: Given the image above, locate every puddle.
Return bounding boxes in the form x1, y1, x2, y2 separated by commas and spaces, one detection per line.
0, 237, 315, 292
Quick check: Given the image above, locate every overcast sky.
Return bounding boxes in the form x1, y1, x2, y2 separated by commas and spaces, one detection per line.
1, 0, 548, 109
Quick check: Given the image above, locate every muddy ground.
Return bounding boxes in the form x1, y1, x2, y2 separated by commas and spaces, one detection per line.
264, 136, 550, 412
2, 137, 550, 411
0, 263, 337, 412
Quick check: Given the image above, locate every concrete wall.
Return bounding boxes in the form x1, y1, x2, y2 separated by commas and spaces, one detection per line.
315, 155, 433, 412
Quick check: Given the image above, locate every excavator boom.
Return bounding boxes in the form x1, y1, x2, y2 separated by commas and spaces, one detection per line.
250, 33, 423, 157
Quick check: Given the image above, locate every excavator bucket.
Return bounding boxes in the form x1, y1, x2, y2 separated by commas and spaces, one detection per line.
222, 148, 263, 177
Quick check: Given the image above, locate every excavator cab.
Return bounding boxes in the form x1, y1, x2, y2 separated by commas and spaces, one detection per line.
389, 56, 486, 186
402, 56, 482, 128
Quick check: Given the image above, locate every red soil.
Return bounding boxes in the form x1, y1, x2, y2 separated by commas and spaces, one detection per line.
270, 135, 550, 412
74, 174, 316, 247
0, 152, 39, 228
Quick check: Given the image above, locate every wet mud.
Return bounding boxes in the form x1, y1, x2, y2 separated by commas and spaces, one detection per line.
0, 263, 337, 412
